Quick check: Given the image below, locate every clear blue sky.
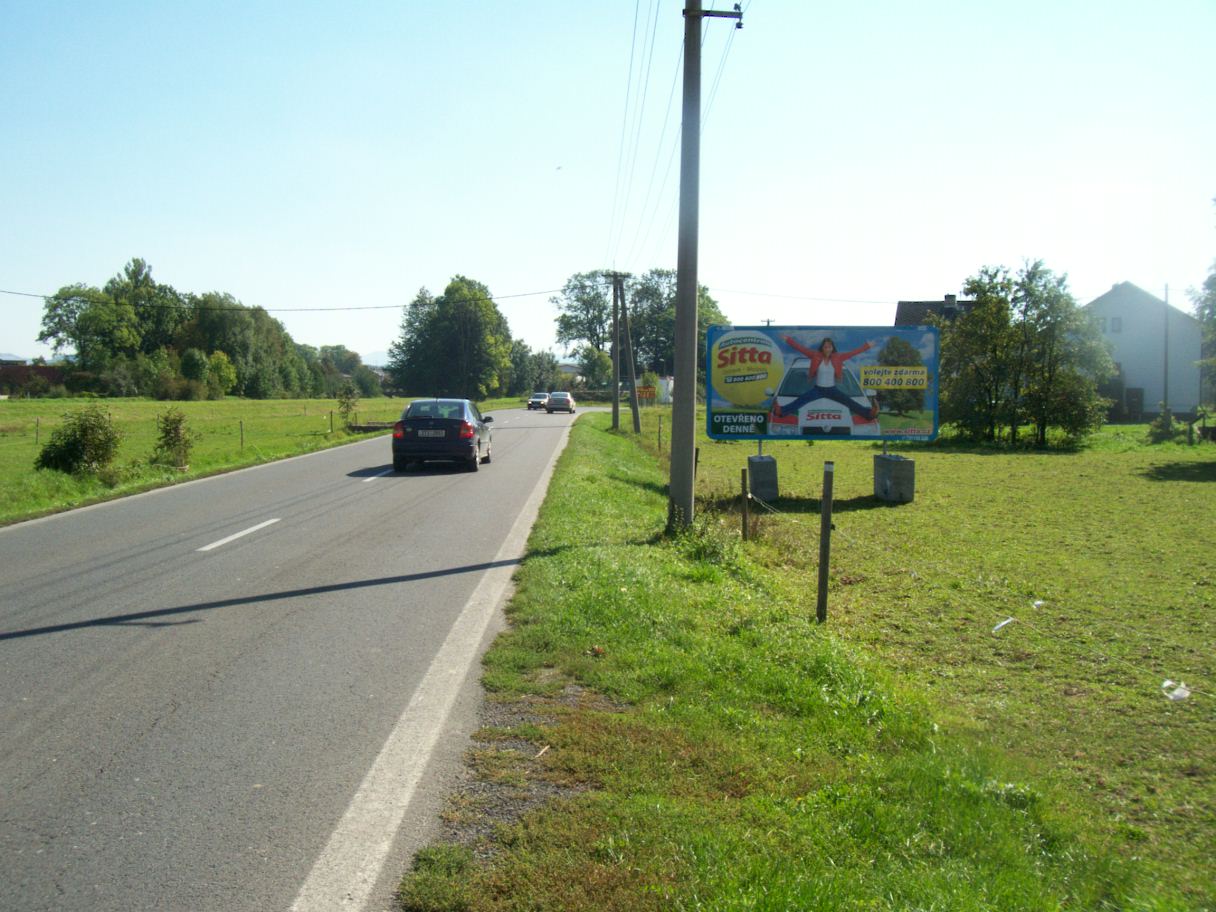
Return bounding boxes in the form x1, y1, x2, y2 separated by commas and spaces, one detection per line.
3, 0, 1213, 364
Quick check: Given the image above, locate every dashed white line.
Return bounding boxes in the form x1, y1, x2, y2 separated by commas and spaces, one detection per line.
196, 518, 281, 552
362, 468, 397, 483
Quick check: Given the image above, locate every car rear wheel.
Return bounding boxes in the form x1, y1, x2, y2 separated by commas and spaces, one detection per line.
393, 456, 408, 472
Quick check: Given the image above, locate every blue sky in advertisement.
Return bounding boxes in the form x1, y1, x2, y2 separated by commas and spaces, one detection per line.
706, 325, 939, 441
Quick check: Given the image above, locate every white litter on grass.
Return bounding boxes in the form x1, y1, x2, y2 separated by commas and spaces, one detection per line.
1032, 600, 1045, 609
992, 617, 1016, 633
1161, 680, 1192, 702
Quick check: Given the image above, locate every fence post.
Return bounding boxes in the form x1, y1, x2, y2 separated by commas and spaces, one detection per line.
817, 461, 835, 623
741, 467, 750, 542
35, 416, 40, 446
658, 415, 663, 453
329, 411, 334, 434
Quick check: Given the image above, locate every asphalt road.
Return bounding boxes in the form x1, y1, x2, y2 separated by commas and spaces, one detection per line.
0, 406, 576, 912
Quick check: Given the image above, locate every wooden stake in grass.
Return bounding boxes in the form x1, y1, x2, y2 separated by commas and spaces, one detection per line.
741, 467, 750, 542
817, 461, 834, 623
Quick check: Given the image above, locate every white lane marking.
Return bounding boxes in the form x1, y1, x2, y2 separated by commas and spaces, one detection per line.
196, 518, 281, 552
362, 468, 396, 483
289, 421, 571, 912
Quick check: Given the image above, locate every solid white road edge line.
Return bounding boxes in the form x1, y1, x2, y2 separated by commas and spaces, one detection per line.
362, 468, 397, 483
196, 518, 281, 552
288, 419, 572, 912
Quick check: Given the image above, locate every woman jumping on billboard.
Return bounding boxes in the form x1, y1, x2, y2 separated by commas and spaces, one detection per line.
773, 335, 879, 419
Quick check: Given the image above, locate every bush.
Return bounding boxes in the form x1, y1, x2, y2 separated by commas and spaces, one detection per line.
337, 381, 359, 427
35, 403, 122, 474
151, 407, 198, 468
1147, 405, 1186, 444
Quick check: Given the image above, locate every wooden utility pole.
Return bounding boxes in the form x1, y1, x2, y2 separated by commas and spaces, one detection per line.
615, 273, 642, 433
611, 276, 621, 431
669, 0, 742, 530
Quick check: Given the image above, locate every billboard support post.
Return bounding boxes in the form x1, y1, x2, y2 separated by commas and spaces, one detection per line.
816, 462, 834, 624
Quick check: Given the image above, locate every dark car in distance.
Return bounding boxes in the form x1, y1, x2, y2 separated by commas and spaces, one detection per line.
392, 398, 492, 472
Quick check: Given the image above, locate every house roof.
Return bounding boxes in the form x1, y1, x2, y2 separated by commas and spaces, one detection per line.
1084, 281, 1201, 324
893, 296, 974, 326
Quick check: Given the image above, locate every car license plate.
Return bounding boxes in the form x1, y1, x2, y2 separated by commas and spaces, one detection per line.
418, 429, 445, 438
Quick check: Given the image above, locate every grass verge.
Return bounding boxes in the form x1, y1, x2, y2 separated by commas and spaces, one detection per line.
0, 395, 523, 525
399, 413, 1211, 910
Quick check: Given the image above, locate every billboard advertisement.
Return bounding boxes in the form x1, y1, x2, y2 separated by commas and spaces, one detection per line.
705, 325, 939, 441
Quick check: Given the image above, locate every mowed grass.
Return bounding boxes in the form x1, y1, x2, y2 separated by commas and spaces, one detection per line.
0, 395, 523, 524
685, 419, 1215, 904
399, 412, 1214, 911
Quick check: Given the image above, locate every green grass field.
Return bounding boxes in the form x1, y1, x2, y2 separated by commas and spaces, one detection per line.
0, 395, 522, 525
400, 410, 1214, 911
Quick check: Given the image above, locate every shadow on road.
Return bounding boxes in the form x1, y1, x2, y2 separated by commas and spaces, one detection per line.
0, 557, 522, 642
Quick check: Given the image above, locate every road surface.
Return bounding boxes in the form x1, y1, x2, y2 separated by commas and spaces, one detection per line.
0, 407, 576, 912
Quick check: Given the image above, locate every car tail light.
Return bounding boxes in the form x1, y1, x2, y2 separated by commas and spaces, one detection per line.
458, 421, 475, 439
392, 421, 405, 439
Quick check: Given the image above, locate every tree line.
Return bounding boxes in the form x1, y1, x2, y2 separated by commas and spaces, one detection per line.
34, 259, 383, 400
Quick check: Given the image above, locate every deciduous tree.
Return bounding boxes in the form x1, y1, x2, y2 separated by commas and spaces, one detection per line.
388, 279, 514, 399
553, 271, 612, 354
1192, 255, 1215, 401
941, 261, 1112, 446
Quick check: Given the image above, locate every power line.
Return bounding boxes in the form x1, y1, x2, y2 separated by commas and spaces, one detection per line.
609, 0, 665, 267
622, 9, 743, 271
0, 286, 578, 313
606, 0, 647, 267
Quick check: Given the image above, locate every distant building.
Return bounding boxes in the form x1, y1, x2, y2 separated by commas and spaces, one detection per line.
893, 294, 974, 326
1084, 282, 1203, 418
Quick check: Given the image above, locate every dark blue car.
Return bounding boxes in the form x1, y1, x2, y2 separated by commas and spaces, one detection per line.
392, 398, 493, 472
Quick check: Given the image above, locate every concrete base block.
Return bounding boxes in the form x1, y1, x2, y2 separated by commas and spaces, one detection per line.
748, 455, 779, 502
874, 454, 915, 502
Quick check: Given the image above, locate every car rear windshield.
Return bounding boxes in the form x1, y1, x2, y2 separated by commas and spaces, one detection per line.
405, 400, 465, 420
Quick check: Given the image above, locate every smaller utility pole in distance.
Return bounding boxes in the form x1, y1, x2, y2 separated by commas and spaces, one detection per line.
611, 272, 642, 433
611, 275, 620, 431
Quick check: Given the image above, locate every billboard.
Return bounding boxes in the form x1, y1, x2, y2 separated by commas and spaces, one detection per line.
705, 325, 939, 441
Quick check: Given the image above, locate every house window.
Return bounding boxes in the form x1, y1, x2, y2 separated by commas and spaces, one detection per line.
1111, 316, 1122, 333
1098, 317, 1107, 333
